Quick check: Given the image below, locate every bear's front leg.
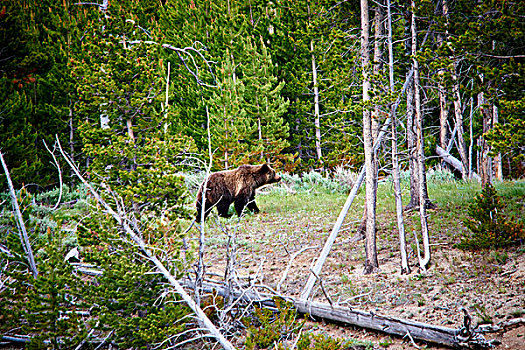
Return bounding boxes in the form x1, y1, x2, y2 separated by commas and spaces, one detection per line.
234, 198, 250, 216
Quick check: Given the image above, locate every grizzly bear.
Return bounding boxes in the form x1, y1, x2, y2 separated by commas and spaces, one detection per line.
196, 164, 281, 221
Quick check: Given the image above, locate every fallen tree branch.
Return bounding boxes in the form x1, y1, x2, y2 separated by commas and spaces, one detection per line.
477, 317, 525, 333
191, 279, 494, 349
435, 145, 481, 181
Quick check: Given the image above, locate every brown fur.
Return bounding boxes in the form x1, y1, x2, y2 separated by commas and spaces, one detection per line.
196, 164, 281, 221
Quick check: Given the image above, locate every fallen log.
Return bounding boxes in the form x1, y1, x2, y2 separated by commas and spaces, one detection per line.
192, 279, 494, 349
435, 145, 481, 181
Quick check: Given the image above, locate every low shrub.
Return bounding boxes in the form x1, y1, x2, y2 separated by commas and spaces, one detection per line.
458, 183, 525, 249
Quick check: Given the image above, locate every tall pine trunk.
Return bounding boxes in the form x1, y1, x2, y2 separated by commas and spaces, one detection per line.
361, 0, 379, 274
311, 40, 323, 167
411, 0, 431, 270
387, 0, 409, 274
438, 0, 449, 170
452, 61, 469, 179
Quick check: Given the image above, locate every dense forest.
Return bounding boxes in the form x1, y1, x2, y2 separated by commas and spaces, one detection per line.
1, 0, 524, 189
1, 0, 524, 349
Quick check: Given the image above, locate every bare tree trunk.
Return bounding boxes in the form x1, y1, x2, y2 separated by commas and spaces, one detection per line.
311, 40, 323, 167
405, 14, 434, 212
451, 61, 469, 179
469, 96, 474, 176
224, 106, 229, 169
0, 152, 38, 279
438, 0, 449, 170
404, 8, 419, 211
387, 0, 409, 274
361, 0, 379, 274
355, 2, 383, 242
478, 90, 492, 187
411, 0, 431, 270
493, 105, 503, 181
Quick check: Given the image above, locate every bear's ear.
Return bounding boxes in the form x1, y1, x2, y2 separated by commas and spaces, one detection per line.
259, 164, 270, 173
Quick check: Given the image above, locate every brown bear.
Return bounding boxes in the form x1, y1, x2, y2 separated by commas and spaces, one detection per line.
196, 164, 281, 221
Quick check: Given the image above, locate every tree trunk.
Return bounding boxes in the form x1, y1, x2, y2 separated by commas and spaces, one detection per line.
387, 0, 410, 274
355, 2, 383, 243
438, 0, 449, 170
493, 105, 503, 181
478, 90, 492, 187
411, 0, 431, 270
405, 23, 433, 211
451, 61, 469, 179
311, 40, 323, 167
361, 0, 379, 274
1, 152, 39, 279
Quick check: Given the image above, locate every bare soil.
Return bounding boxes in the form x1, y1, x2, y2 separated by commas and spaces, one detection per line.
201, 196, 525, 349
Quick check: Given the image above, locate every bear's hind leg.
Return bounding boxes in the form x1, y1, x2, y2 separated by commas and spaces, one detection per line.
246, 194, 260, 214
217, 200, 233, 218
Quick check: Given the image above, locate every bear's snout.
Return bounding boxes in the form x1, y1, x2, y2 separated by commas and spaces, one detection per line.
273, 174, 281, 183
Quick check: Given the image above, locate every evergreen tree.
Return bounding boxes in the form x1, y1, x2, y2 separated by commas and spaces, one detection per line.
0, 0, 88, 189
207, 51, 255, 169
241, 36, 290, 167
73, 2, 193, 219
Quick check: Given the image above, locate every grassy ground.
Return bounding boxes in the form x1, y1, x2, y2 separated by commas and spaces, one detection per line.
194, 178, 525, 349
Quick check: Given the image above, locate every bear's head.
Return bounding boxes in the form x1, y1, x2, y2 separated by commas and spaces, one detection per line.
259, 164, 281, 184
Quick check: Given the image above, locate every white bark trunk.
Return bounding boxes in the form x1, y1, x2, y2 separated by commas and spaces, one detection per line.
387, 0, 409, 274
411, 1, 430, 270
0, 152, 38, 279
493, 105, 503, 181
311, 40, 322, 165
361, 0, 379, 274
451, 62, 469, 179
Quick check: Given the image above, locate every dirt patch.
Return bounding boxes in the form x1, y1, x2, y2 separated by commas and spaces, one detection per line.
200, 200, 525, 349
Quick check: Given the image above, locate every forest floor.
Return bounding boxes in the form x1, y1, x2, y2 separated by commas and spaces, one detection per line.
198, 180, 525, 349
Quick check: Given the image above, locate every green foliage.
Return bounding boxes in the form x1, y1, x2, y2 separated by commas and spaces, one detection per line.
1, 183, 191, 349
297, 333, 373, 350
78, 209, 190, 349
458, 183, 525, 249
243, 297, 304, 350
73, 3, 194, 219
0, 190, 88, 349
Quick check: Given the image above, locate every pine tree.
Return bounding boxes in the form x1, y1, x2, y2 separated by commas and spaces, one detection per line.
241, 36, 290, 166
207, 51, 256, 169
73, 2, 193, 219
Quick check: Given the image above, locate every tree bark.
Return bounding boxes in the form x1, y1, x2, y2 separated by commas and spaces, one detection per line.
493, 105, 503, 181
478, 90, 492, 187
411, 0, 431, 271
361, 0, 379, 275
438, 0, 450, 170
436, 146, 481, 181
311, 40, 323, 167
405, 7, 434, 212
451, 61, 469, 179
387, 0, 410, 274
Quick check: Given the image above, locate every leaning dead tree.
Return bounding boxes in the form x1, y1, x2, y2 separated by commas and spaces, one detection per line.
0, 151, 38, 278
